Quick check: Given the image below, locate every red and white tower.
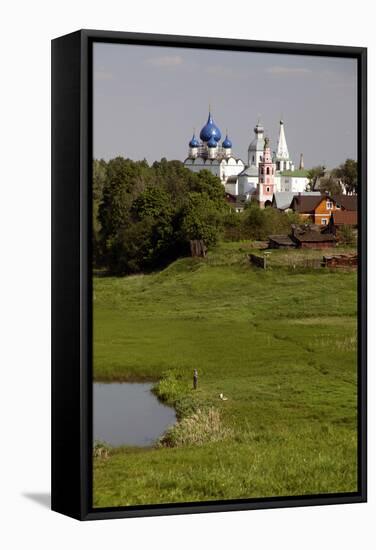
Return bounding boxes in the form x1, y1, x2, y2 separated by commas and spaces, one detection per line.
256, 137, 276, 207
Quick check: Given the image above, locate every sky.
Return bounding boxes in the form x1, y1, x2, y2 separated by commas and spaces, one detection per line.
93, 42, 357, 169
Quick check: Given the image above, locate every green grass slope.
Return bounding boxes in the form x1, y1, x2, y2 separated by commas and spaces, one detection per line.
93, 242, 358, 507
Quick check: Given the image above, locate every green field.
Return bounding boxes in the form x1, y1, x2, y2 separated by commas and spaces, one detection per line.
93, 242, 358, 507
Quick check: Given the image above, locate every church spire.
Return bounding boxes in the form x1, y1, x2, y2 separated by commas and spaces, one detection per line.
276, 119, 290, 160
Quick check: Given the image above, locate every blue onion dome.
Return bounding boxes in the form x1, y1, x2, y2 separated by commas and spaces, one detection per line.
222, 134, 232, 148
200, 112, 222, 142
189, 133, 200, 148
207, 135, 218, 148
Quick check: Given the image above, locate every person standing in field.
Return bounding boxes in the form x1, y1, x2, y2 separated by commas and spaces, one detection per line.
193, 369, 198, 390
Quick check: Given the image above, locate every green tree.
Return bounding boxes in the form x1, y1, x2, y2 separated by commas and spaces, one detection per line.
98, 157, 151, 247
132, 185, 174, 221
319, 175, 342, 195
223, 210, 247, 241
108, 217, 155, 274
93, 159, 107, 202
108, 184, 182, 274
242, 204, 301, 240
92, 159, 108, 264
189, 170, 227, 207
333, 159, 358, 194
181, 192, 224, 247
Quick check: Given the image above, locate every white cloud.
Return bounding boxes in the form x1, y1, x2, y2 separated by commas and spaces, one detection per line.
265, 66, 312, 76
146, 55, 183, 68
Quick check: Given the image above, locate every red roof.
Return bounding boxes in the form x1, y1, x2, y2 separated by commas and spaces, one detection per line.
291, 195, 323, 213
332, 195, 357, 211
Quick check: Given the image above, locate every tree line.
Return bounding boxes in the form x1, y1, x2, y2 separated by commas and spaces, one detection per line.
93, 157, 300, 275
307, 159, 358, 195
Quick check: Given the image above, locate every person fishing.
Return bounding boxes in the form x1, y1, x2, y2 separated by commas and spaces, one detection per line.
193, 369, 198, 390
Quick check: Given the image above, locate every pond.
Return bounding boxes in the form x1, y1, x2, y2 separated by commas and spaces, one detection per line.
93, 382, 176, 447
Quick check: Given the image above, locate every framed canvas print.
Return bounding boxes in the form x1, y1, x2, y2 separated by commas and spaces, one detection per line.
51, 29, 367, 520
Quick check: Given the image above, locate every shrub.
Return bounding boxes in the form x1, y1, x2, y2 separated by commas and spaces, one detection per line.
159, 407, 233, 447
93, 440, 111, 459
153, 370, 186, 405
336, 225, 356, 245
242, 205, 301, 240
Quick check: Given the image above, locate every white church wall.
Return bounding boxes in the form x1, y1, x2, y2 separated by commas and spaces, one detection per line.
184, 158, 221, 179
238, 175, 258, 195
184, 117, 307, 201
225, 181, 239, 195
276, 176, 309, 193
220, 158, 245, 182
289, 177, 309, 193
184, 156, 245, 188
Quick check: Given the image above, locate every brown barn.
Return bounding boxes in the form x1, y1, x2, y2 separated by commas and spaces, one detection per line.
327, 210, 358, 235
292, 229, 337, 249
268, 235, 295, 248
268, 224, 337, 249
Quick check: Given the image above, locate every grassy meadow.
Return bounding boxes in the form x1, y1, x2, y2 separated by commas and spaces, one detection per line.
93, 242, 358, 507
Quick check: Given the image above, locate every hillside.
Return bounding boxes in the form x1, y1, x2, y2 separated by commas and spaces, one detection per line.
93, 242, 358, 506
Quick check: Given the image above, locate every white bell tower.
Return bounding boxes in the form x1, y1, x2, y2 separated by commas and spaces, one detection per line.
275, 120, 293, 172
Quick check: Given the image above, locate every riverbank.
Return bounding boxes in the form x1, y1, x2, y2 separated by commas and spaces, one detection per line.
93, 241, 358, 506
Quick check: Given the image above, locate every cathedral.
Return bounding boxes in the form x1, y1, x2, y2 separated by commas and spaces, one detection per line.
184, 111, 309, 207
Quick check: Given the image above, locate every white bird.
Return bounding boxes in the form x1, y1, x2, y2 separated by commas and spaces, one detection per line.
219, 393, 228, 401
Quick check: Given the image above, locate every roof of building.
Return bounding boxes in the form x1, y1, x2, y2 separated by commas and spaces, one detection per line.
200, 112, 222, 143
238, 165, 258, 177
248, 123, 265, 152
279, 169, 309, 177
273, 191, 321, 211
272, 192, 295, 210
189, 134, 200, 148
276, 120, 290, 160
184, 156, 243, 166
222, 134, 232, 148
207, 135, 218, 148
291, 195, 324, 213
331, 210, 358, 225
293, 230, 336, 243
331, 195, 358, 211
268, 234, 295, 246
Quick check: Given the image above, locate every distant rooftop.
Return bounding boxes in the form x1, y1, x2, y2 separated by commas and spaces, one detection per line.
331, 195, 358, 212
279, 169, 309, 177
272, 191, 320, 211
294, 230, 336, 243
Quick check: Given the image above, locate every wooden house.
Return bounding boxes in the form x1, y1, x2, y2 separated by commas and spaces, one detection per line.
268, 224, 336, 250
271, 191, 320, 212
327, 210, 358, 235
268, 234, 295, 248
331, 195, 357, 212
290, 194, 357, 226
291, 228, 337, 249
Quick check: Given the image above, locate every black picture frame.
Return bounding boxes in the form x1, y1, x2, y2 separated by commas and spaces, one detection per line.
51, 29, 367, 521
